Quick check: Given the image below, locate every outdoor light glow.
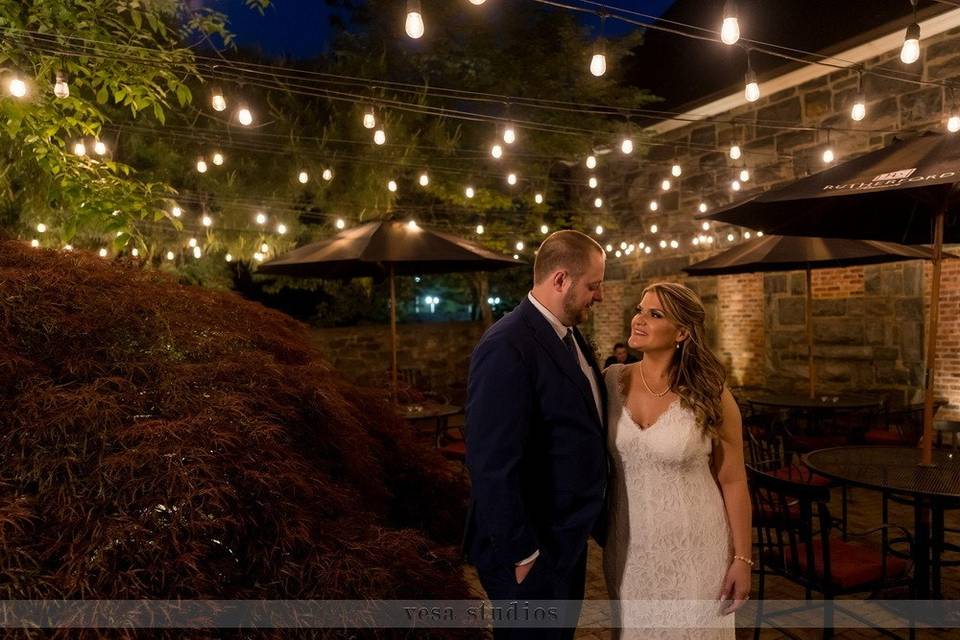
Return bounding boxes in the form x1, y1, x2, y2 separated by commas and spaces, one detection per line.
491, 143, 503, 159
30, 239, 39, 248
727, 233, 736, 242
620, 138, 634, 154
729, 144, 741, 160
620, 242, 627, 249
503, 125, 516, 144
739, 168, 750, 182
671, 163, 682, 177
586, 155, 597, 169
949, 115, 960, 133
237, 107, 253, 126
514, 254, 519, 260
73, 141, 86, 157
659, 240, 667, 249
507, 172, 518, 185
615, 250, 622, 258
757, 231, 764, 237
298, 171, 309, 184
589, 176, 598, 189
99, 248, 108, 257
36, 223, 46, 233
702, 221, 711, 230
211, 91, 226, 112
605, 244, 613, 252
322, 168, 334, 181
594, 197, 603, 208
53, 72, 69, 98
193, 246, 202, 259
516, 241, 524, 251
374, 129, 386, 145
171, 206, 182, 218
8, 77, 26, 98
407, 220, 419, 230
336, 218, 346, 229
699, 202, 708, 213
212, 151, 224, 165
851, 95, 866, 121
277, 223, 287, 234
541, 224, 549, 234
260, 243, 269, 253
196, 158, 208, 173
535, 192, 544, 204
692, 237, 700, 246
465, 186, 475, 198
63, 245, 73, 251
721, 1, 740, 45
650, 224, 659, 234
405, 0, 424, 39
661, 179, 671, 191
595, 225, 604, 235
744, 71, 760, 102
188, 238, 198, 248
256, 212, 267, 224
387, 179, 398, 192
419, 172, 430, 186
670, 240, 679, 249
900, 22, 920, 64
363, 107, 376, 129
225, 253, 233, 262
744, 231, 752, 239
823, 148, 835, 163
469, 0, 487, 5
476, 224, 485, 234
590, 50, 607, 77
731, 179, 742, 191
253, 252, 264, 262
649, 200, 658, 211
202, 215, 212, 227
166, 251, 175, 260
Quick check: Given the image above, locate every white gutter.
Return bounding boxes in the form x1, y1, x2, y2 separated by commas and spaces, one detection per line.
646, 8, 960, 136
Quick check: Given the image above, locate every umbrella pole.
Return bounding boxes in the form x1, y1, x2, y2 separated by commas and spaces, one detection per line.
806, 268, 816, 400
390, 265, 398, 404
921, 204, 946, 466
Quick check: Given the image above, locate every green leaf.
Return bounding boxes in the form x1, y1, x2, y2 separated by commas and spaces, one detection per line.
96, 87, 108, 104
175, 83, 191, 107
131, 10, 142, 30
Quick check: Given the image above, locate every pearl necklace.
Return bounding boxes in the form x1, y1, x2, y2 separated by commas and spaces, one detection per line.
639, 361, 671, 397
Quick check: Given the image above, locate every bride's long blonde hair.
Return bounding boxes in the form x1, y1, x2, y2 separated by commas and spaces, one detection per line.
642, 282, 726, 440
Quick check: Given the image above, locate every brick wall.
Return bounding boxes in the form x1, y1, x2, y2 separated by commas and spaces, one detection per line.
925, 261, 960, 408
716, 273, 765, 387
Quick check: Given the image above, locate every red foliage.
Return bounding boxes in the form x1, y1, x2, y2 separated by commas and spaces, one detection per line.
0, 240, 472, 638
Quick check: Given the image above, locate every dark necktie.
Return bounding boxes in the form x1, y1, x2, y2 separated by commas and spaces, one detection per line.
562, 329, 579, 363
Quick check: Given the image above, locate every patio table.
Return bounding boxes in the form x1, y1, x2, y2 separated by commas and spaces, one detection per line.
400, 402, 462, 447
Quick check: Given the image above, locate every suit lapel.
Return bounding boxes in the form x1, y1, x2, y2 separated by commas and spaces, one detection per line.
573, 327, 607, 431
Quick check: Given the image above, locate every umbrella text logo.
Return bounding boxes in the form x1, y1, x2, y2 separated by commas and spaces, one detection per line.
872, 169, 916, 181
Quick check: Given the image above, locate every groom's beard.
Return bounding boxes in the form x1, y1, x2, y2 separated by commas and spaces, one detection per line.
562, 287, 590, 326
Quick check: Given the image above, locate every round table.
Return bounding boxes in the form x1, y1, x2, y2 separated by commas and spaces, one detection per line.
749, 393, 883, 412
804, 446, 960, 598
399, 403, 462, 446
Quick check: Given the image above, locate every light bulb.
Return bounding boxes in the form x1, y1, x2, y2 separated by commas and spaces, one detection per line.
744, 231, 752, 239
63, 245, 73, 252
298, 171, 309, 184
212, 152, 224, 165
53, 72, 69, 98
94, 140, 108, 155
253, 252, 264, 262
590, 52, 607, 77
465, 186, 475, 198
193, 246, 202, 259
595, 225, 604, 235
541, 224, 549, 234
699, 203, 708, 214
702, 221, 711, 230
256, 213, 267, 224
586, 155, 597, 169
363, 107, 376, 129
615, 250, 622, 258
671, 163, 682, 177
900, 23, 920, 64
99, 248, 108, 258
739, 168, 750, 182
8, 77, 26, 98
605, 244, 613, 252
405, 0, 424, 39
851, 94, 866, 121
731, 180, 742, 191
757, 232, 763, 237
659, 240, 667, 249
73, 141, 86, 157
211, 91, 226, 112
744, 71, 760, 102
36, 223, 47, 233
721, 1, 740, 46
260, 243, 269, 253
336, 218, 346, 229
225, 254, 233, 262
621, 138, 634, 154
594, 197, 603, 208
202, 215, 212, 227
507, 173, 517, 185
620, 242, 628, 249
476, 224, 485, 234
166, 250, 174, 260
535, 193, 544, 204
30, 239, 39, 248
649, 200, 658, 211
503, 125, 516, 145
188, 238, 198, 248
419, 172, 430, 186
491, 143, 503, 159
727, 233, 736, 242
670, 240, 679, 249
949, 115, 960, 133
322, 168, 334, 181
693, 237, 700, 246
277, 223, 287, 235
729, 144, 741, 160
374, 129, 386, 145
516, 241, 524, 251
822, 148, 835, 163
387, 179, 398, 192
196, 158, 208, 173
650, 224, 658, 233
661, 179, 671, 191
588, 176, 598, 189
237, 107, 253, 126
171, 206, 182, 218
469, 0, 486, 4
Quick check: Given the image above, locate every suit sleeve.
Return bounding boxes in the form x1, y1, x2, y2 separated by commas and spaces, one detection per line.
464, 336, 538, 566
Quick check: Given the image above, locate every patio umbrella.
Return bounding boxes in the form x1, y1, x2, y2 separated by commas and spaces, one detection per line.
699, 131, 960, 464
683, 235, 946, 399
258, 220, 521, 399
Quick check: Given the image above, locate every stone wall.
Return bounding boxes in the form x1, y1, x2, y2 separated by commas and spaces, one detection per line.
590, 23, 960, 408
311, 321, 487, 403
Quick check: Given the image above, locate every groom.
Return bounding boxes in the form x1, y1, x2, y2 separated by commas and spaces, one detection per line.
463, 230, 609, 639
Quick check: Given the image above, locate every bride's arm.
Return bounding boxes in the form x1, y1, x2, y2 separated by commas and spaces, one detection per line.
712, 387, 753, 613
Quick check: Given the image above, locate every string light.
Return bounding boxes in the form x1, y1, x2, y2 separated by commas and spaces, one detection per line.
595, 225, 604, 235
374, 128, 386, 145
405, 0, 425, 39
589, 176, 598, 189
98, 248, 108, 257
590, 15, 607, 77
822, 147, 835, 163
237, 107, 253, 126
256, 212, 267, 224
615, 250, 622, 258
468, 0, 486, 5
541, 224, 549, 234
171, 206, 182, 218
744, 231, 752, 239
253, 252, 264, 262
650, 224, 658, 233
30, 239, 39, 248
503, 124, 516, 145
73, 141, 86, 156
363, 106, 376, 129
63, 245, 73, 251
322, 168, 334, 181
192, 246, 202, 259
731, 179, 742, 191
465, 186, 475, 198
699, 203, 708, 213
419, 172, 430, 186
701, 221, 711, 230
188, 238, 198, 248
507, 172, 518, 185
491, 143, 503, 159
476, 224, 484, 234
594, 197, 603, 208
7, 75, 26, 98
534, 192, 544, 204
605, 244, 613, 252
851, 71, 866, 121
659, 240, 667, 249
129, 247, 138, 257
949, 114, 960, 133
586, 155, 597, 169
692, 237, 700, 246
211, 89, 227, 112
202, 215, 213, 227
661, 179, 671, 191
739, 168, 750, 182
36, 223, 46, 233
196, 158, 208, 173
260, 243, 270, 253
671, 163, 682, 177
649, 200, 658, 211
744, 50, 760, 102
757, 232, 764, 237
277, 223, 287, 234
727, 233, 736, 242
515, 241, 524, 251
620, 242, 627, 249
729, 144, 741, 160
620, 137, 634, 154
721, 1, 740, 45
670, 240, 679, 249
387, 179, 398, 192
165, 250, 174, 260
298, 171, 309, 184
901, 1, 920, 64
212, 151, 224, 165
336, 218, 346, 229
53, 71, 69, 98
225, 253, 233, 262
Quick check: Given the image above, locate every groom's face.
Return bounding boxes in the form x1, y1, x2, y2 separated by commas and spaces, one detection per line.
561, 250, 605, 326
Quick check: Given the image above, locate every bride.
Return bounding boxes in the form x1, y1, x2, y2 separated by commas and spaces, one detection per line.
602, 282, 752, 639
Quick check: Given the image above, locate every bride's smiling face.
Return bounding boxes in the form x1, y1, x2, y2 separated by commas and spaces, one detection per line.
627, 291, 685, 353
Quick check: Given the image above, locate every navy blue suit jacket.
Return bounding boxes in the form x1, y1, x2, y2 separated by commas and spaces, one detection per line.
463, 297, 609, 574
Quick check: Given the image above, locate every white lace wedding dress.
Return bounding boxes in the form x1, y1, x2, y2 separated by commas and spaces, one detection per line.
602, 364, 735, 639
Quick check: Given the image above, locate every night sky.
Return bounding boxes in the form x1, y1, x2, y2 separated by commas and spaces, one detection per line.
213, 0, 677, 60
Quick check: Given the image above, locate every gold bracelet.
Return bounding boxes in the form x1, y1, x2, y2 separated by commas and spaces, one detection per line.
733, 554, 755, 567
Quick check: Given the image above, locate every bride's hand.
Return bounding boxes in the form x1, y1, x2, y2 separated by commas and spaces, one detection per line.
718, 560, 752, 615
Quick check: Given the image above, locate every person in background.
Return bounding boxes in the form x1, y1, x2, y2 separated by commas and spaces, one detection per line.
604, 342, 638, 368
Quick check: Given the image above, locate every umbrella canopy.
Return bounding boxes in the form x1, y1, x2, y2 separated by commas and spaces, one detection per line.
684, 235, 947, 399
258, 220, 520, 278
683, 235, 941, 276
699, 132, 960, 244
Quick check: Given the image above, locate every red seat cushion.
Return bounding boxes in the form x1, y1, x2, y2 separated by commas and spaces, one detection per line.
864, 429, 910, 445
768, 539, 910, 590
771, 464, 834, 487
754, 500, 801, 524
439, 441, 466, 459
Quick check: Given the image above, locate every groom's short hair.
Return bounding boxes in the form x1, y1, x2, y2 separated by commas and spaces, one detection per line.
533, 230, 604, 284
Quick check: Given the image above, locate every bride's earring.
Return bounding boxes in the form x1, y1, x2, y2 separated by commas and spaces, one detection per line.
676, 342, 681, 349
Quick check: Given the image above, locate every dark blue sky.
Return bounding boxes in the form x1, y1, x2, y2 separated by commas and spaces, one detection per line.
214, 0, 676, 60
